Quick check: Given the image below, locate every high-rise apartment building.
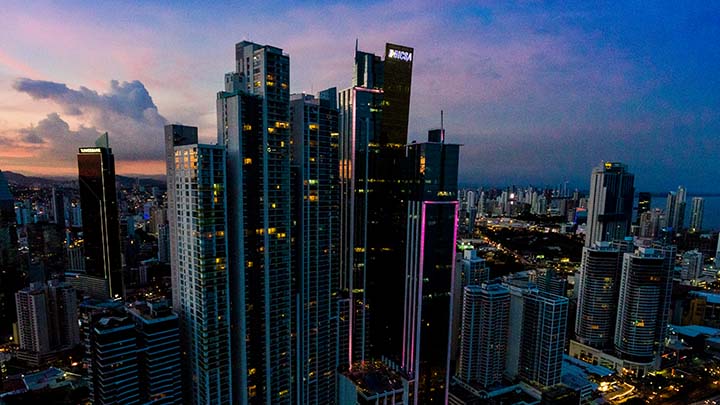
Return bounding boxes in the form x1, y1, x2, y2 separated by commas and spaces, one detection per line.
401, 129, 459, 403
46, 280, 80, 349
584, 162, 634, 247
518, 290, 568, 387
575, 242, 622, 349
456, 283, 510, 388
289, 91, 340, 404
505, 284, 568, 388
338, 42, 414, 367
127, 300, 183, 405
171, 143, 232, 404
77, 133, 122, 299
690, 196, 704, 233
163, 124, 198, 310
15, 284, 51, 354
88, 314, 140, 404
218, 41, 292, 404
637, 192, 651, 224
681, 250, 704, 281
664, 186, 687, 231
614, 247, 673, 364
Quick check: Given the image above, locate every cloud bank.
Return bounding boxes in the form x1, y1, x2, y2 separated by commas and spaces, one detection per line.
10, 79, 167, 162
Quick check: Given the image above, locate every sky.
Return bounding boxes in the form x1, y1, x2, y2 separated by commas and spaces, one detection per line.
1, 0, 719, 192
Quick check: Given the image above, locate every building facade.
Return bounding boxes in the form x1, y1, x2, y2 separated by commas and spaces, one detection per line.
338, 43, 414, 367
575, 242, 622, 349
218, 41, 293, 404
290, 91, 340, 404
583, 162, 634, 247
172, 143, 232, 404
457, 283, 510, 388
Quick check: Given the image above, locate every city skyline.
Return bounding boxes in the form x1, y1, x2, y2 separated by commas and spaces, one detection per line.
1, 1, 719, 192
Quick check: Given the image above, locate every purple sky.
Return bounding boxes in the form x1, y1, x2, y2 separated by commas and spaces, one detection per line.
1, 1, 719, 192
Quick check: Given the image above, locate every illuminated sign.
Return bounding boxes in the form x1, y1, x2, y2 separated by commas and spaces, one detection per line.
79, 147, 102, 153
388, 48, 412, 62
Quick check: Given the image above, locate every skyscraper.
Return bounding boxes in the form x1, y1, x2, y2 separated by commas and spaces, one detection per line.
77, 133, 122, 299
456, 283, 510, 388
88, 313, 140, 404
218, 41, 292, 404
664, 186, 687, 232
127, 300, 183, 405
690, 196, 704, 233
289, 90, 340, 404
15, 284, 51, 355
518, 290, 568, 387
171, 143, 232, 404
505, 284, 568, 387
46, 280, 80, 350
401, 129, 459, 403
51, 187, 65, 226
584, 162, 634, 247
163, 124, 198, 310
338, 42, 414, 368
575, 242, 622, 349
637, 192, 651, 224
614, 247, 673, 365
0, 170, 20, 342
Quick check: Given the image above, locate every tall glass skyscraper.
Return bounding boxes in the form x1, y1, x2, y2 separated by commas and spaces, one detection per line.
171, 143, 231, 404
290, 91, 340, 404
401, 129, 459, 403
0, 170, 20, 342
584, 162, 634, 247
338, 42, 414, 368
218, 41, 292, 404
77, 133, 122, 299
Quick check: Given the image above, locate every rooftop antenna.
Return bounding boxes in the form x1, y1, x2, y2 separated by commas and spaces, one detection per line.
440, 110, 445, 142
355, 38, 359, 53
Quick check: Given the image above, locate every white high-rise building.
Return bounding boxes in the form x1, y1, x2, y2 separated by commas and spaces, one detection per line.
690, 197, 704, 233
15, 284, 51, 354
171, 143, 232, 404
457, 283, 510, 388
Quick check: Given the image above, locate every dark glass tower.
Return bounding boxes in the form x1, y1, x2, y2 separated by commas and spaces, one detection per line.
0, 170, 20, 342
290, 90, 340, 404
77, 134, 122, 299
637, 192, 651, 224
584, 162, 634, 247
218, 41, 292, 404
338, 43, 414, 367
401, 129, 460, 403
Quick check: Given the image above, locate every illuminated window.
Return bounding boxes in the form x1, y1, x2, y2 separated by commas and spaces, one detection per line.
308, 123, 319, 131
243, 124, 252, 131
244, 158, 252, 165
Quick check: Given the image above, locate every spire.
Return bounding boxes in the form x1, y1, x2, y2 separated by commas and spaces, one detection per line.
95, 132, 110, 148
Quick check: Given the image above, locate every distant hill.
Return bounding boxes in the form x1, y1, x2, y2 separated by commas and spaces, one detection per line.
2, 171, 62, 186
2, 171, 166, 190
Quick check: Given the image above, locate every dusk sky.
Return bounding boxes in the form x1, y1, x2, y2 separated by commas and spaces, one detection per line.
1, 1, 719, 192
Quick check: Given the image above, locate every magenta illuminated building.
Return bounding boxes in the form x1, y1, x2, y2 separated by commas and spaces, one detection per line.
401, 128, 460, 404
